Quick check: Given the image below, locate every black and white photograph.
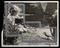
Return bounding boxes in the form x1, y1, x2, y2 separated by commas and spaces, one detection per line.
1, 1, 59, 47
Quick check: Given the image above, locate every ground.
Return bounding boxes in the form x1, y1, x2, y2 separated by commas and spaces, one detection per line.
15, 27, 57, 45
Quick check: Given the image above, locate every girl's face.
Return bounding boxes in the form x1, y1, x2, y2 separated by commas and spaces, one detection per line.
10, 7, 18, 16
9, 5, 22, 16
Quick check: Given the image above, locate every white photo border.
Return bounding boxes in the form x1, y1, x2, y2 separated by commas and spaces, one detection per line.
1, 1, 59, 47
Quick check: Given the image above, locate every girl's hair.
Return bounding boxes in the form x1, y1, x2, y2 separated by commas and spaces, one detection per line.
9, 6, 17, 16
